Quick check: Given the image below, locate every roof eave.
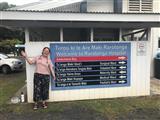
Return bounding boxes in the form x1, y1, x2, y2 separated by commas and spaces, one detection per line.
0, 11, 160, 28
1, 11, 159, 22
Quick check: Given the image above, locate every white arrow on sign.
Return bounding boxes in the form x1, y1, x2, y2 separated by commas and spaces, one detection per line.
118, 61, 126, 64
119, 75, 127, 79
118, 80, 126, 84
119, 71, 127, 74
119, 66, 127, 69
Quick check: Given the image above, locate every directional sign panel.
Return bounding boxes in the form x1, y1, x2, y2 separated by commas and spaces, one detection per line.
50, 43, 131, 90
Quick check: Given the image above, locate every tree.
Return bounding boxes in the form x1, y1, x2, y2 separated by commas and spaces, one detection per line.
0, 2, 22, 41
0, 2, 24, 55
0, 2, 16, 10
0, 39, 23, 55
0, 27, 24, 41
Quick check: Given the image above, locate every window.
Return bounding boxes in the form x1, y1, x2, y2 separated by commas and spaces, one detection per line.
63, 28, 90, 42
128, 0, 153, 12
94, 28, 119, 41
122, 29, 148, 41
29, 28, 60, 41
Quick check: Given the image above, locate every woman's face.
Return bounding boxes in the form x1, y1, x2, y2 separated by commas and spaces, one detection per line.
42, 48, 50, 57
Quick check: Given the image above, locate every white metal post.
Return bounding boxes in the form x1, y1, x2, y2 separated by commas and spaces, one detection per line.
91, 28, 94, 42
60, 28, 63, 42
119, 28, 122, 41
25, 28, 29, 43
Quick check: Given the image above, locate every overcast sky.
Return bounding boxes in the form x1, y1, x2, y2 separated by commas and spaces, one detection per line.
1, 0, 39, 5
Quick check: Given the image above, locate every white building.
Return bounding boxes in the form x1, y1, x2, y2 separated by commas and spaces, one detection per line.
0, 0, 160, 102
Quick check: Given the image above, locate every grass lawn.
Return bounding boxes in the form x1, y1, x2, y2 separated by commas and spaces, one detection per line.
0, 71, 160, 120
0, 70, 26, 107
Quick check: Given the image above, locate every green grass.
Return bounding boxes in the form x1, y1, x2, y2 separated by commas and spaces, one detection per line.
0, 71, 160, 119
78, 96, 160, 119
0, 71, 26, 109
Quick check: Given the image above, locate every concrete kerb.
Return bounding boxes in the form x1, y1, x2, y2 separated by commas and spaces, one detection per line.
8, 83, 27, 104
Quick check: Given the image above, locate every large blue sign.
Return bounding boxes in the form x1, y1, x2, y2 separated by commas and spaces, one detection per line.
50, 42, 131, 90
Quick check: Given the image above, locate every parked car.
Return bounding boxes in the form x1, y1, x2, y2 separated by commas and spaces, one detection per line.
0, 53, 23, 74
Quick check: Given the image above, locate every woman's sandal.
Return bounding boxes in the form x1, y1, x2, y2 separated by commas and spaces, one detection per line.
33, 103, 38, 110
42, 102, 48, 109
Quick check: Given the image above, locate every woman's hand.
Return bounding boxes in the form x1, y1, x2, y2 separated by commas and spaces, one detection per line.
20, 51, 34, 65
21, 51, 27, 58
53, 74, 56, 80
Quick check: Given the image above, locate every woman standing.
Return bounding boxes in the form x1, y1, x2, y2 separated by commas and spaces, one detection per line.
21, 47, 56, 110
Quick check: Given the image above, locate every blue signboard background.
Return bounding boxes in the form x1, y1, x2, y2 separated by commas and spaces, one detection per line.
50, 42, 131, 90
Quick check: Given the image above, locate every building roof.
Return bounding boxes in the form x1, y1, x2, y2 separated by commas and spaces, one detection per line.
9, 0, 85, 11
1, 0, 159, 28
1, 10, 160, 28
7, 0, 160, 14
3, 9, 160, 14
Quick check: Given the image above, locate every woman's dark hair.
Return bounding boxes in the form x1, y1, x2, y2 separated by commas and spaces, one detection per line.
42, 47, 50, 54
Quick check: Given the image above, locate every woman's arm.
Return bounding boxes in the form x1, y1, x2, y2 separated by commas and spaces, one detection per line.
21, 51, 35, 65
49, 62, 56, 80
